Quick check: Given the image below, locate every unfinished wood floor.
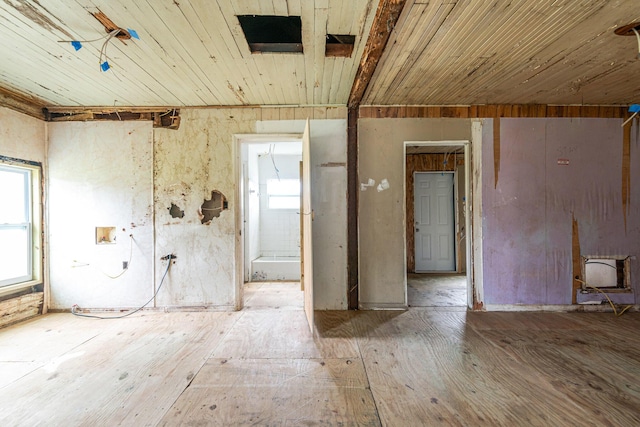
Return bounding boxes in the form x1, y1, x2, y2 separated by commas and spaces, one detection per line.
1, 283, 639, 426
407, 273, 467, 307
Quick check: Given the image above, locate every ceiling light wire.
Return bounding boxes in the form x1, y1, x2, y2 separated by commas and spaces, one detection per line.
632, 27, 640, 58
269, 144, 280, 180
57, 32, 115, 44
98, 29, 121, 70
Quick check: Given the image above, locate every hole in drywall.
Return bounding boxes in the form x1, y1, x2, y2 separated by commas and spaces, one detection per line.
614, 22, 640, 36
168, 203, 185, 219
581, 256, 631, 291
325, 34, 355, 57
199, 191, 228, 224
237, 15, 303, 53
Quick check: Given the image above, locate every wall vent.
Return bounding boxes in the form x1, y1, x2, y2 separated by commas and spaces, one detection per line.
581, 256, 631, 292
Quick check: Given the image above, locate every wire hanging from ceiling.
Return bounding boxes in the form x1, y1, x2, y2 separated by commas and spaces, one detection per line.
269, 144, 281, 180
58, 27, 140, 72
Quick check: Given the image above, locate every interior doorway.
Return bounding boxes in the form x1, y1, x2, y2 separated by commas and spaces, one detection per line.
414, 172, 455, 272
242, 140, 303, 284
234, 124, 314, 333
404, 141, 470, 308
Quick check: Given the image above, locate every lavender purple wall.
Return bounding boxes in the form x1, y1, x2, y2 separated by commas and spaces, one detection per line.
483, 118, 640, 305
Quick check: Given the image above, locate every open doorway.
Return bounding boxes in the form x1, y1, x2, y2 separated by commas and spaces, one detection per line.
239, 138, 303, 308
234, 123, 314, 332
405, 142, 470, 308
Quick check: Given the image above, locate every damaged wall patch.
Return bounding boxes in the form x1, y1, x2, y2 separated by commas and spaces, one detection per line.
168, 203, 185, 218
199, 190, 228, 224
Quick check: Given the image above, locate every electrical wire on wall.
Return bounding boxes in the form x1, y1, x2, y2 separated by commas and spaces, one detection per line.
71, 255, 176, 319
71, 234, 134, 279
575, 278, 633, 316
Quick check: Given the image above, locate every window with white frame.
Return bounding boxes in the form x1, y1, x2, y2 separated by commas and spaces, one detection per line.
0, 160, 41, 288
267, 179, 300, 209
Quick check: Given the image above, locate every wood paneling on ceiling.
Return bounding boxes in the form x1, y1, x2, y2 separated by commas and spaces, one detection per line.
0, 0, 376, 107
363, 0, 640, 105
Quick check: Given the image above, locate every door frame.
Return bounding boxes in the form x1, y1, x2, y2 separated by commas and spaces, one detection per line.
404, 140, 476, 309
233, 133, 303, 310
413, 170, 456, 273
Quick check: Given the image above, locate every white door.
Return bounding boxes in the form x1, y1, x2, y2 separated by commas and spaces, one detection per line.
301, 119, 314, 333
414, 172, 455, 271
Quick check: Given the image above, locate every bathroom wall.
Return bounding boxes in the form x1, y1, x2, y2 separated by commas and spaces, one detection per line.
258, 153, 302, 258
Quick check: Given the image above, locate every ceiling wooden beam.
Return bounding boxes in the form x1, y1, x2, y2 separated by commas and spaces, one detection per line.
0, 86, 46, 120
346, 0, 408, 309
359, 104, 630, 118
348, 0, 408, 109
43, 108, 181, 129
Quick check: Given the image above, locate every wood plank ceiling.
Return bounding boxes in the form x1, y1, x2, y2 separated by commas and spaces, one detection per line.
363, 0, 640, 106
0, 0, 376, 107
1, 0, 640, 109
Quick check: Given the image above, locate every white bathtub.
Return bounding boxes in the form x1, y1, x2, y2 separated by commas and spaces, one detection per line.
250, 256, 301, 281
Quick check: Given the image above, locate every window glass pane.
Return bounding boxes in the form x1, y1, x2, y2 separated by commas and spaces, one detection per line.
0, 169, 27, 223
269, 195, 300, 209
0, 227, 29, 282
267, 179, 300, 196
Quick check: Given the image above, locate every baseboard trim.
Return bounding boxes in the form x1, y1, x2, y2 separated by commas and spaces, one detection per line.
48, 305, 237, 313
484, 304, 640, 312
358, 302, 408, 310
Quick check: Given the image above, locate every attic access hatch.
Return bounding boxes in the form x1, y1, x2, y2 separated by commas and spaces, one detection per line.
237, 15, 355, 56
325, 34, 355, 57
237, 15, 303, 53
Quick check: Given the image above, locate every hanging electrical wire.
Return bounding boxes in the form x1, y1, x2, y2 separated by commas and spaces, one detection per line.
58, 27, 140, 72
97, 29, 122, 71
576, 278, 633, 316
269, 144, 281, 180
71, 256, 174, 319
71, 234, 134, 279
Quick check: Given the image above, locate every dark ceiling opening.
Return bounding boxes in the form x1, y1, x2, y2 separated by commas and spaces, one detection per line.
237, 15, 303, 54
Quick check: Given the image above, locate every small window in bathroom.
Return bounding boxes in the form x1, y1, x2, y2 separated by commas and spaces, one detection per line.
267, 179, 300, 209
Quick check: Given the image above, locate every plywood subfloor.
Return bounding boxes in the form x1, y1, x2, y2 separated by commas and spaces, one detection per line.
243, 281, 303, 310
1, 283, 639, 426
407, 273, 467, 307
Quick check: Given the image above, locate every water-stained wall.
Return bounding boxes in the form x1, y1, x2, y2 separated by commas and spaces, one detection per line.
482, 118, 640, 306
153, 109, 243, 308
46, 108, 348, 311
47, 122, 154, 310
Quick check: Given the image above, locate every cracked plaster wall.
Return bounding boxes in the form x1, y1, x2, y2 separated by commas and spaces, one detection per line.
48, 121, 154, 309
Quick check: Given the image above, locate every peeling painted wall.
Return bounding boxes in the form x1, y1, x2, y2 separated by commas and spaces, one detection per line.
153, 111, 348, 309
358, 118, 472, 308
483, 118, 640, 305
48, 122, 154, 309
154, 109, 249, 308
43, 108, 347, 311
